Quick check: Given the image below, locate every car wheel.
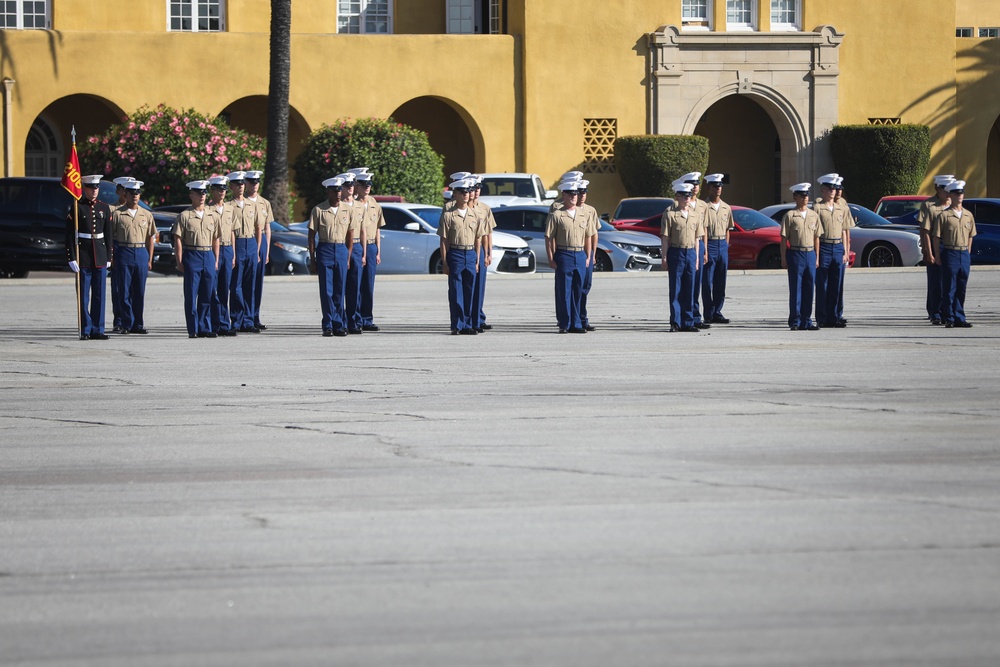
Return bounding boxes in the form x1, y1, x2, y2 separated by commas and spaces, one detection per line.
862, 242, 900, 267
756, 245, 782, 270
593, 250, 613, 272
0, 268, 29, 278
429, 250, 444, 274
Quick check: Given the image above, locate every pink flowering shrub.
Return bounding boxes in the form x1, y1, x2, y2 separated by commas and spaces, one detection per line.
293, 117, 444, 210
79, 104, 267, 207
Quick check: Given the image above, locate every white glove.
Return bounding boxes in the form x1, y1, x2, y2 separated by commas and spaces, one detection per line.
106, 262, 112, 269
68, 261, 79, 273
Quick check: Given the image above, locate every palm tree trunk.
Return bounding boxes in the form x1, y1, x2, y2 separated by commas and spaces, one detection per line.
263, 0, 291, 224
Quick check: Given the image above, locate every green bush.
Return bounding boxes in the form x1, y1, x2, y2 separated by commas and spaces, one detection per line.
829, 124, 931, 209
614, 135, 710, 197
293, 117, 445, 210
79, 104, 267, 207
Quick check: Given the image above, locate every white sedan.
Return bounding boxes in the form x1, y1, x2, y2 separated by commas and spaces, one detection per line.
759, 203, 923, 267
290, 203, 536, 274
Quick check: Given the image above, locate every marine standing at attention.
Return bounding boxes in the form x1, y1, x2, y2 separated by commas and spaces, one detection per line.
438, 178, 483, 335
700, 173, 733, 325
576, 179, 600, 332
545, 179, 597, 334
780, 183, 821, 331
110, 179, 156, 335
308, 177, 355, 337
932, 179, 976, 329
661, 182, 702, 333
244, 170, 273, 331
207, 175, 237, 336
228, 171, 262, 333
470, 175, 497, 333
66, 175, 114, 340
814, 174, 851, 328
172, 180, 221, 338
918, 174, 954, 325
351, 169, 385, 332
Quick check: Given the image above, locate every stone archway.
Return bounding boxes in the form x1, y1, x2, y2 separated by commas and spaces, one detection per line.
647, 24, 843, 193
29, 94, 125, 174
219, 96, 311, 167
390, 96, 483, 177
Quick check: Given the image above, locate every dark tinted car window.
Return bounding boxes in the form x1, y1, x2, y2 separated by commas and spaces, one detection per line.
382, 207, 418, 231
0, 181, 37, 216
733, 208, 780, 230
524, 210, 547, 231
969, 201, 1000, 225
614, 199, 672, 220
491, 209, 522, 231
848, 204, 892, 227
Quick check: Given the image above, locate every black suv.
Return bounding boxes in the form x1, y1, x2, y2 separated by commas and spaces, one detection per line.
0, 177, 178, 278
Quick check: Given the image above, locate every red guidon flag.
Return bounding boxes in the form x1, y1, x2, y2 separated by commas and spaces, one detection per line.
61, 140, 82, 200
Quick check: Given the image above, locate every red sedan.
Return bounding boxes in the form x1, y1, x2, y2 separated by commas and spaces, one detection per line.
614, 205, 854, 269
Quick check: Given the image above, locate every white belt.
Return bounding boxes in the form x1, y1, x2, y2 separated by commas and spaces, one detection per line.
78, 233, 104, 239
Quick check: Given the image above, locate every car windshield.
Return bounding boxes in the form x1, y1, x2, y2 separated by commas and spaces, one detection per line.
480, 178, 535, 198
613, 199, 672, 221
876, 200, 923, 217
733, 208, 780, 230
848, 204, 893, 226
411, 207, 442, 226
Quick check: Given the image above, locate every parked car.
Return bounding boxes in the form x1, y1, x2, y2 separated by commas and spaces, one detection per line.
608, 197, 673, 229
452, 173, 557, 208
266, 221, 311, 274
290, 203, 536, 274
874, 195, 926, 219
889, 197, 1000, 264
490, 204, 661, 271
759, 203, 922, 267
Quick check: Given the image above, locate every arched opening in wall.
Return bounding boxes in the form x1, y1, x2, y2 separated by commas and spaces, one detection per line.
390, 97, 482, 179
694, 95, 780, 209
988, 114, 1000, 197
28, 95, 124, 176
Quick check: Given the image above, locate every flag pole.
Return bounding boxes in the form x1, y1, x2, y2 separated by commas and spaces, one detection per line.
70, 126, 82, 338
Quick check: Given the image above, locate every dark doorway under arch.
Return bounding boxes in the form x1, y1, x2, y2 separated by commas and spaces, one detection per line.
694, 95, 780, 209
989, 115, 1000, 197
28, 94, 124, 176
390, 97, 479, 178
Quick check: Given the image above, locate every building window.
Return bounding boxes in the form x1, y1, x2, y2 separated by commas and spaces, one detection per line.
979, 27, 999, 38
168, 0, 224, 32
682, 0, 711, 30
957, 27, 973, 37
0, 1, 50, 29
338, 0, 392, 34
447, 0, 501, 34
770, 0, 799, 31
24, 117, 61, 177
726, 0, 755, 31
583, 118, 617, 174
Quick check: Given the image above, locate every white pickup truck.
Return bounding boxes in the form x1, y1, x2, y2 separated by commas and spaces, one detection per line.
456, 173, 559, 208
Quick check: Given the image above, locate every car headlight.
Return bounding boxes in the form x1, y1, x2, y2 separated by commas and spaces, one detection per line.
274, 242, 308, 254
612, 242, 645, 254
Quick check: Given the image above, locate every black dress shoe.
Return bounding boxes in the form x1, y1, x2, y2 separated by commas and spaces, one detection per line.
839, 318, 848, 325
790, 326, 799, 331
130, 327, 148, 334
680, 326, 699, 332
712, 316, 730, 324
348, 328, 363, 335
79, 334, 89, 340
118, 328, 130, 335
931, 318, 943, 325
89, 333, 109, 340
584, 324, 596, 331
322, 329, 334, 337
695, 322, 711, 329
197, 332, 208, 338
333, 329, 348, 337
569, 327, 587, 333
670, 324, 680, 332
188, 334, 197, 338
255, 323, 267, 331
459, 328, 477, 335
112, 325, 123, 334
451, 329, 459, 335
804, 325, 819, 331
218, 329, 237, 337
945, 321, 954, 328
833, 321, 847, 328
247, 326, 261, 333
362, 324, 380, 332
559, 328, 568, 334
956, 321, 973, 328
476, 328, 485, 333
480, 324, 493, 331
206, 332, 218, 338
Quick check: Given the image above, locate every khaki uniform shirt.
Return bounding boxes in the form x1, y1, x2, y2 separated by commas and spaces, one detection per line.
309, 200, 353, 244
357, 197, 386, 243
172, 209, 220, 248
931, 207, 977, 248
231, 199, 259, 238
660, 205, 701, 248
704, 200, 734, 238
545, 208, 596, 247
437, 202, 484, 246
816, 201, 852, 240
917, 196, 948, 234
207, 202, 236, 245
112, 207, 157, 245
472, 200, 497, 236
780, 208, 821, 248
247, 195, 273, 229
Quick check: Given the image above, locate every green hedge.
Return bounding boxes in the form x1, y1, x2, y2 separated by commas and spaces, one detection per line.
293, 117, 444, 211
829, 124, 931, 209
614, 135, 710, 197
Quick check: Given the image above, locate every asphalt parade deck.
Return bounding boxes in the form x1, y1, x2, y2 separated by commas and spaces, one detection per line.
1, 268, 999, 666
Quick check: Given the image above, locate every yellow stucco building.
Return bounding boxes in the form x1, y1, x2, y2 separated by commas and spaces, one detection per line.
2, 0, 1000, 215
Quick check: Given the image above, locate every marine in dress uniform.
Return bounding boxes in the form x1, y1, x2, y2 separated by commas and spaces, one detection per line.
470, 175, 497, 332
336, 172, 366, 334
207, 176, 238, 336
701, 173, 734, 324
110, 180, 156, 334
918, 175, 955, 325
576, 180, 600, 331
780, 183, 821, 331
351, 168, 386, 332
308, 177, 355, 337
680, 172, 711, 330
438, 178, 484, 335
109, 176, 135, 333
545, 179, 597, 334
814, 174, 851, 328
244, 170, 273, 330
66, 175, 114, 340
931, 179, 976, 328
172, 180, 221, 338
228, 171, 262, 333
660, 182, 702, 333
